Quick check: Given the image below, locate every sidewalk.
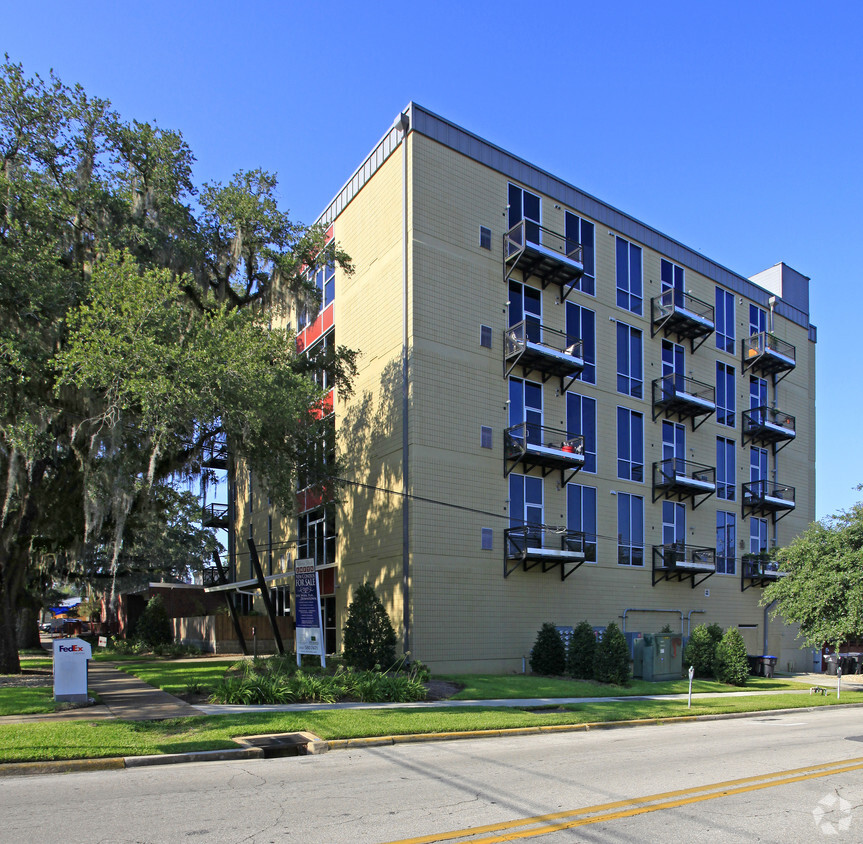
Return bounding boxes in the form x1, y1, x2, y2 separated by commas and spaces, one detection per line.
0, 661, 199, 725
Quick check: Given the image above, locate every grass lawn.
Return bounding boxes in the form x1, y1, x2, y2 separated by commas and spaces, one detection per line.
1, 689, 862, 764
436, 673, 810, 699
0, 686, 57, 717
115, 660, 235, 695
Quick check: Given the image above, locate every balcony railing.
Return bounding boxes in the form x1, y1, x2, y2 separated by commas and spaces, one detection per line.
504, 320, 584, 390
201, 439, 229, 470
742, 479, 796, 521
652, 374, 716, 429
202, 503, 230, 529
651, 289, 715, 349
652, 458, 716, 507
742, 332, 796, 379
504, 220, 584, 298
652, 542, 716, 588
743, 406, 796, 449
504, 525, 588, 580
741, 553, 786, 591
504, 423, 585, 485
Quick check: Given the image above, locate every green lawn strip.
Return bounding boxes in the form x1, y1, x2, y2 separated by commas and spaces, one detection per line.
116, 660, 233, 694
439, 674, 810, 700
0, 686, 57, 717
2, 690, 862, 764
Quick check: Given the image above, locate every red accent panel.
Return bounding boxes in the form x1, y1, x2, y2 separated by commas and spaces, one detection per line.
321, 568, 335, 595
296, 302, 334, 353
296, 487, 325, 514
325, 225, 334, 241
310, 390, 334, 420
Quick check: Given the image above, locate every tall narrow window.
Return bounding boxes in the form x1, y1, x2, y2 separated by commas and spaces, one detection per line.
615, 236, 643, 315
508, 184, 541, 245
617, 407, 644, 482
508, 281, 542, 341
617, 493, 644, 566
509, 473, 543, 529
716, 511, 736, 575
660, 259, 685, 308
662, 500, 686, 546
567, 393, 597, 473
749, 304, 767, 337
749, 376, 768, 425
662, 339, 685, 391
509, 377, 542, 446
715, 288, 735, 354
617, 323, 643, 398
662, 420, 686, 472
750, 446, 768, 483
566, 302, 596, 384
750, 517, 768, 554
716, 362, 736, 426
716, 436, 736, 501
567, 483, 597, 562
565, 212, 595, 295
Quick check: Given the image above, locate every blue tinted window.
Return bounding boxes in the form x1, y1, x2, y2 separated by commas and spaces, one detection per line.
566, 302, 596, 384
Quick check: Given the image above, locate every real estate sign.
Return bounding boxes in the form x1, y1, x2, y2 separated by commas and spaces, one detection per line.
294, 558, 325, 667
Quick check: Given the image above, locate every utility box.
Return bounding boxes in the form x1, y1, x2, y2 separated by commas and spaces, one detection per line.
633, 633, 683, 681
53, 638, 92, 703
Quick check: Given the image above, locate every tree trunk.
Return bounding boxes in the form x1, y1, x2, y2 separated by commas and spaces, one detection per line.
16, 606, 42, 650
0, 571, 21, 674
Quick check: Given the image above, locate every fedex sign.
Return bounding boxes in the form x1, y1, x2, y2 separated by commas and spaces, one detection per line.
53, 637, 92, 703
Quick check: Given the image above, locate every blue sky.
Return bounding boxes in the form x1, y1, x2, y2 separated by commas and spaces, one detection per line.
4, 1, 860, 519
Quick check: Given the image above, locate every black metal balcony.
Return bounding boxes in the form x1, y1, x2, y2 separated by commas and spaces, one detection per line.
652, 458, 716, 508
742, 480, 796, 521
742, 332, 796, 381
201, 439, 228, 470
504, 525, 588, 580
740, 554, 786, 591
652, 543, 716, 588
504, 220, 584, 300
504, 423, 585, 485
504, 320, 584, 392
743, 406, 796, 451
652, 374, 716, 430
202, 503, 229, 529
651, 289, 715, 351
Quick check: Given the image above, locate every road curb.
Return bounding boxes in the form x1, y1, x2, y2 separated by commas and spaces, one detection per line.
322, 702, 863, 751
0, 757, 126, 777
3, 700, 863, 776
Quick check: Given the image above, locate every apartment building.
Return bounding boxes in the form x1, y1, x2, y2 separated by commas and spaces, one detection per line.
233, 104, 817, 673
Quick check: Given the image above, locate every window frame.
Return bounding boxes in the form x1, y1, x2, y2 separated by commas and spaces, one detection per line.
716, 361, 736, 427
615, 236, 643, 315
567, 482, 597, 562
567, 393, 597, 473
716, 436, 736, 501
617, 407, 645, 482
565, 301, 596, 384
564, 211, 596, 296
617, 322, 643, 399
715, 287, 735, 354
617, 492, 644, 567
716, 511, 737, 575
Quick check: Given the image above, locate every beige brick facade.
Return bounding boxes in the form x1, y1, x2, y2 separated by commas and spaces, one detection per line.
233, 105, 817, 675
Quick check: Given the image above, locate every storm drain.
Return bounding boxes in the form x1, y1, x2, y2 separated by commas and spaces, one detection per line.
234, 732, 328, 758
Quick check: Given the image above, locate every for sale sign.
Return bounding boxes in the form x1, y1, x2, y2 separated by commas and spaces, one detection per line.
294, 558, 325, 666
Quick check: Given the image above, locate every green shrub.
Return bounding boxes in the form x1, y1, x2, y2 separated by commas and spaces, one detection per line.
109, 636, 149, 655
684, 624, 718, 678
567, 621, 596, 679
593, 622, 630, 686
134, 596, 173, 648
529, 622, 566, 676
714, 628, 749, 686
342, 583, 397, 671
153, 642, 202, 659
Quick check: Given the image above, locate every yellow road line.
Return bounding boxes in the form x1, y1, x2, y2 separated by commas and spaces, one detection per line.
382, 756, 863, 844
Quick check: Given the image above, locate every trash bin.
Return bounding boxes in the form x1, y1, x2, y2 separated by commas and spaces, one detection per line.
826, 654, 838, 676
760, 656, 777, 678
748, 655, 760, 676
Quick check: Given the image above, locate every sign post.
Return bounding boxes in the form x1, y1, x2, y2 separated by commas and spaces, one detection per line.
688, 665, 695, 709
294, 558, 325, 668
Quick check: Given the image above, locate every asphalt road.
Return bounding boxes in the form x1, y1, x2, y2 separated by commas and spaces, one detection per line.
4, 708, 863, 843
